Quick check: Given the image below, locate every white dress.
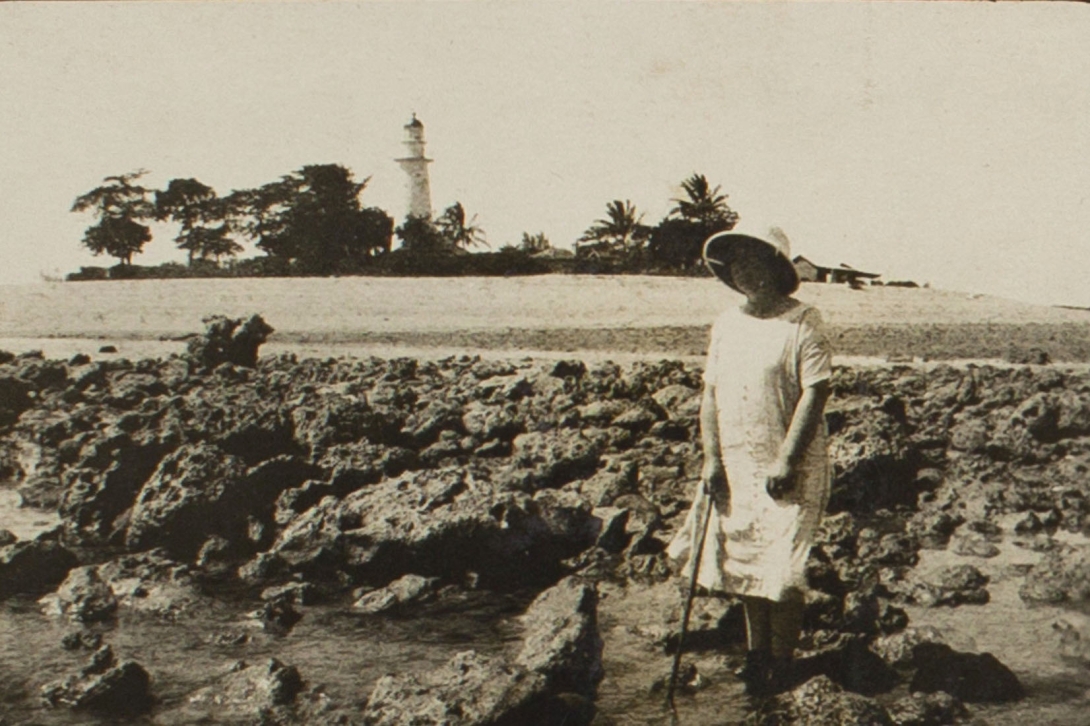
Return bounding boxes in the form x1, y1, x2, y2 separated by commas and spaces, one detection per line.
668, 302, 832, 602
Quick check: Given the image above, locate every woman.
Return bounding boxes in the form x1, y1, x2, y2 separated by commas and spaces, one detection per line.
669, 228, 832, 695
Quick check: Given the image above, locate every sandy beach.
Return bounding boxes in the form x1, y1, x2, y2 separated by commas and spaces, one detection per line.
4, 276, 1090, 363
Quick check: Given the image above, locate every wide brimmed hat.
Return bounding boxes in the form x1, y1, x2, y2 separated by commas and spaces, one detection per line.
703, 227, 799, 296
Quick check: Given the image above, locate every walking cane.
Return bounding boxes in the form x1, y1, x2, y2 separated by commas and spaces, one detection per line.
666, 480, 717, 722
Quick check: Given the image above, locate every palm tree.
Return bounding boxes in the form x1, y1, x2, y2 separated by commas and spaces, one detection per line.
579, 200, 649, 252
669, 174, 739, 229
436, 202, 487, 251
647, 175, 740, 271
519, 232, 551, 254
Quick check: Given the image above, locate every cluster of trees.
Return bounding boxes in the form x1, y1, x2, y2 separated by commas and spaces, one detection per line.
395, 202, 487, 256
576, 173, 739, 272
71, 164, 488, 276
71, 166, 738, 279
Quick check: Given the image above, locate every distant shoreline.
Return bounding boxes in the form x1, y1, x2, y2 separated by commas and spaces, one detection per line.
4, 321, 1090, 363
4, 276, 1090, 362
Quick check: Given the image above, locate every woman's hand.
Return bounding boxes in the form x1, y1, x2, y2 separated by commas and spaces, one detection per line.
701, 457, 729, 509
768, 381, 829, 501
765, 457, 797, 501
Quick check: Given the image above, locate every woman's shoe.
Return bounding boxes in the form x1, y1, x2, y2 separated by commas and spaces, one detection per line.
734, 649, 772, 695
765, 655, 795, 695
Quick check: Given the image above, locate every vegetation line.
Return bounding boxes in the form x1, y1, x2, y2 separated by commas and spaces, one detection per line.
68, 168, 739, 281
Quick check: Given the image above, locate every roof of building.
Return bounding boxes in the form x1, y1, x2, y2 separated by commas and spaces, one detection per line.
531, 247, 574, 259
793, 255, 880, 278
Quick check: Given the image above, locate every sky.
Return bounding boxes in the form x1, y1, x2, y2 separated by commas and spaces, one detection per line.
2, 1, 1090, 307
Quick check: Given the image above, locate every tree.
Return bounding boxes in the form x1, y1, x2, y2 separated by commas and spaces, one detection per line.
184, 225, 242, 264
669, 173, 739, 229
228, 164, 392, 272
435, 202, 487, 251
519, 232, 552, 254
155, 178, 215, 231
648, 174, 739, 271
355, 207, 396, 259
71, 170, 155, 266
578, 200, 650, 253
155, 178, 243, 264
81, 217, 152, 267
223, 181, 292, 253
395, 215, 448, 255
646, 217, 707, 271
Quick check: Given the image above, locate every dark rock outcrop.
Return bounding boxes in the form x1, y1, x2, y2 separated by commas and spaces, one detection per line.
43, 550, 205, 619
247, 596, 303, 635
1021, 545, 1090, 605
59, 436, 173, 545
185, 314, 274, 372
362, 577, 601, 726
61, 630, 104, 651
40, 566, 118, 622
0, 539, 78, 598
124, 444, 315, 560
180, 658, 304, 722
744, 675, 893, 725
827, 396, 920, 513
353, 573, 441, 614
0, 375, 33, 426
262, 467, 598, 588
1053, 616, 1090, 665
909, 643, 1024, 703
181, 385, 295, 465
515, 577, 603, 696
41, 646, 153, 716
574, 461, 638, 507
887, 691, 968, 726
510, 429, 602, 490
894, 565, 989, 608
794, 633, 901, 696
125, 443, 249, 558
292, 392, 401, 455
869, 626, 948, 669
363, 650, 547, 726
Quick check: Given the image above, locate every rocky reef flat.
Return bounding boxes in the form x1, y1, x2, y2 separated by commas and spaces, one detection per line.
2, 317, 1090, 723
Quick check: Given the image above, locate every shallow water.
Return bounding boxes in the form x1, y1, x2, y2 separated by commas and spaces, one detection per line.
595, 620, 752, 726
902, 536, 1090, 726
2, 553, 1088, 726
7, 497, 1090, 723
589, 531, 1090, 726
0, 587, 527, 725
0, 486, 531, 724
0, 486, 59, 542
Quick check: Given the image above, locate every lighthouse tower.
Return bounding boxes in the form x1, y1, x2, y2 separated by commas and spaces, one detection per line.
395, 114, 433, 219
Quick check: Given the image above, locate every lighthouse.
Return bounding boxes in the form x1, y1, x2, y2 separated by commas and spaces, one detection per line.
395, 114, 433, 219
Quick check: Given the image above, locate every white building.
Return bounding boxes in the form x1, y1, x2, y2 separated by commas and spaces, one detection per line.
395, 114, 433, 219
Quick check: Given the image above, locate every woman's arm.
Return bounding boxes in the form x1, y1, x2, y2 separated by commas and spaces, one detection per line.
699, 384, 728, 506
766, 379, 831, 499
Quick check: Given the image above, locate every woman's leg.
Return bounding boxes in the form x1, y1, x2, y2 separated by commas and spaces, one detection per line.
736, 596, 773, 692
742, 596, 771, 652
769, 588, 804, 659
763, 588, 805, 692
